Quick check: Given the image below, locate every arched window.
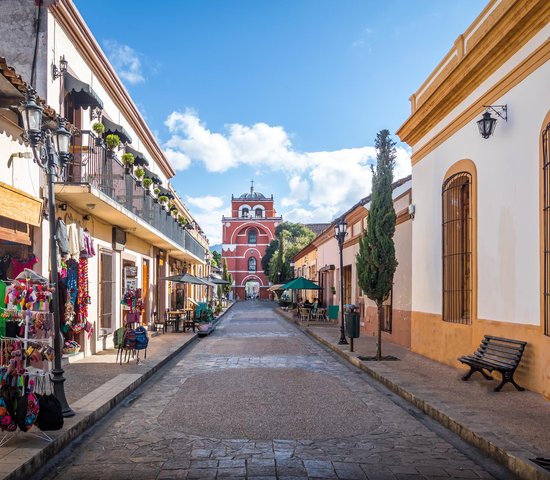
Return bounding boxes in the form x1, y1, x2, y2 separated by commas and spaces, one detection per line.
255, 208, 263, 218
248, 228, 257, 244
442, 171, 472, 324
248, 257, 257, 272
241, 208, 249, 218
542, 121, 550, 335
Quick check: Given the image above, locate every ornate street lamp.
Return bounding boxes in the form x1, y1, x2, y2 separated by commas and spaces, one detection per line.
334, 218, 348, 345
477, 105, 507, 139
20, 87, 75, 417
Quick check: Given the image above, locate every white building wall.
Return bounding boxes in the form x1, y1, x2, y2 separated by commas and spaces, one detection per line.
412, 60, 550, 326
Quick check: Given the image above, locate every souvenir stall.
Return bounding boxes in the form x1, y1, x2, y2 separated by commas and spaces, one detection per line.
115, 288, 148, 364
55, 217, 96, 356
0, 271, 64, 442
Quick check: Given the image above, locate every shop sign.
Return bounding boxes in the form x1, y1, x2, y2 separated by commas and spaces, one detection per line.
124, 266, 138, 277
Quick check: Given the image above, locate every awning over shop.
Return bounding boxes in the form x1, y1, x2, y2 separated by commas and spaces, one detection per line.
157, 185, 174, 199
64, 73, 103, 110
143, 167, 162, 185
125, 145, 149, 166
268, 284, 285, 291
102, 116, 132, 144
0, 181, 42, 227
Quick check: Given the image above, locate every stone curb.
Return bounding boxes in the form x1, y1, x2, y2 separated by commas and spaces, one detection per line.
275, 308, 549, 480
5, 303, 238, 480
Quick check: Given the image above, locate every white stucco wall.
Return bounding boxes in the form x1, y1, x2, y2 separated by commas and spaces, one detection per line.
412, 59, 550, 326
46, 12, 168, 184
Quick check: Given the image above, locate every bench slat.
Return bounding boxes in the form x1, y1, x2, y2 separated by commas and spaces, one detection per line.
484, 335, 527, 346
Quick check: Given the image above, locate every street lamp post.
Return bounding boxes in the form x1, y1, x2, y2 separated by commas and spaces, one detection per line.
20, 87, 75, 417
334, 218, 348, 345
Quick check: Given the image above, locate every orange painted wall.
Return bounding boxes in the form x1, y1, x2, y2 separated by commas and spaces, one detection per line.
411, 311, 550, 400
363, 305, 411, 348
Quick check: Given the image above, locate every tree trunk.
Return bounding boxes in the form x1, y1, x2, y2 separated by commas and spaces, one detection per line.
376, 302, 383, 360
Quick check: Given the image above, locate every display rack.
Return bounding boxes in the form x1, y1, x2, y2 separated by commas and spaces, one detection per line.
0, 272, 57, 445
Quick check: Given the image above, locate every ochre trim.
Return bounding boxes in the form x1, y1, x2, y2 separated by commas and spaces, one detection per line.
539, 110, 550, 337
50, 1, 175, 178
410, 38, 550, 165
398, 0, 550, 148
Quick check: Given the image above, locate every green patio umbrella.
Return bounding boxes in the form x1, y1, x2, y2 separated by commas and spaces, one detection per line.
281, 276, 321, 290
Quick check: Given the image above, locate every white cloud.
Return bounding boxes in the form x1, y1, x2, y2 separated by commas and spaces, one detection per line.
184, 195, 228, 244
104, 40, 145, 85
186, 195, 224, 211
164, 110, 412, 230
165, 148, 191, 170
281, 176, 310, 207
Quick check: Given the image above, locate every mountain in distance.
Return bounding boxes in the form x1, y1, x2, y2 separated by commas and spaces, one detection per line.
210, 244, 222, 254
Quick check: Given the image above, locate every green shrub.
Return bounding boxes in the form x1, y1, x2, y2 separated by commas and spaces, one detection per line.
105, 134, 121, 150
121, 152, 134, 166
92, 122, 105, 135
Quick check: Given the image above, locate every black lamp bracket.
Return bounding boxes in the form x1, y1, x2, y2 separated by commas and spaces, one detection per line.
484, 105, 507, 121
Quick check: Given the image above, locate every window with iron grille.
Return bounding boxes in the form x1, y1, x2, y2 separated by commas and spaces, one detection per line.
543, 123, 550, 336
442, 171, 472, 324
248, 228, 257, 244
248, 257, 257, 272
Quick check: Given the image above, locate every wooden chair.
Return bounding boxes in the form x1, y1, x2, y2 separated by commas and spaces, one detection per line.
299, 308, 310, 323
315, 308, 327, 322
164, 310, 177, 332
151, 311, 165, 334
182, 309, 196, 333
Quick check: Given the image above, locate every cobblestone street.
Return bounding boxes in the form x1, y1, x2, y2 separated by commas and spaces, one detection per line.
40, 302, 513, 480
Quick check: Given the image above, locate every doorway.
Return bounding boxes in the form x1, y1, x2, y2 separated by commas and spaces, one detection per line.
245, 281, 260, 300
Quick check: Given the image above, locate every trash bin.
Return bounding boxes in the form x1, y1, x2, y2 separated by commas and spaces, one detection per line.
344, 304, 360, 338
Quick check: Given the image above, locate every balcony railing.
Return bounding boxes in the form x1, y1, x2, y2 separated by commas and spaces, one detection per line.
60, 130, 206, 259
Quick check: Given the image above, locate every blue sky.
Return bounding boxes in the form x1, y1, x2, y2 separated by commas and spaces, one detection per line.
74, 0, 486, 244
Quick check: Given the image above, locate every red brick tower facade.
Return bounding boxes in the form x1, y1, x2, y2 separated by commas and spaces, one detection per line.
222, 183, 281, 300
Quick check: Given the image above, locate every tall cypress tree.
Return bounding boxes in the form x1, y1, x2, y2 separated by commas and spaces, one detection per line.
356, 129, 398, 360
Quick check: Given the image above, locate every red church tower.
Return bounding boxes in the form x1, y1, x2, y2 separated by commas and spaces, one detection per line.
222, 182, 282, 300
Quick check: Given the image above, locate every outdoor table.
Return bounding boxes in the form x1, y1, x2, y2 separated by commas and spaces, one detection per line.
166, 311, 182, 332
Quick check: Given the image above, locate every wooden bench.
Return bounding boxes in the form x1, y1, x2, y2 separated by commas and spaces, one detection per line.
458, 335, 527, 392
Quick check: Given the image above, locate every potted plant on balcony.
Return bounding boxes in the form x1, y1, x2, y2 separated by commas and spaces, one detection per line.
105, 133, 120, 150
153, 188, 161, 203
134, 167, 145, 186
121, 152, 135, 173
143, 177, 153, 193
158, 195, 168, 208
92, 122, 105, 146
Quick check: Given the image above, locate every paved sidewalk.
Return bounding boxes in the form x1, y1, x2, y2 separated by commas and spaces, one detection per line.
278, 309, 550, 480
0, 304, 233, 480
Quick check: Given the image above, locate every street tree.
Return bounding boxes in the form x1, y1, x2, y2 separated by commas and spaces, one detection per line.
211, 250, 221, 268
221, 259, 232, 298
356, 129, 398, 360
262, 222, 315, 283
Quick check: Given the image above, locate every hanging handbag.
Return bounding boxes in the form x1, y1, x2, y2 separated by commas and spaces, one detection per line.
35, 393, 64, 431
35, 379, 63, 432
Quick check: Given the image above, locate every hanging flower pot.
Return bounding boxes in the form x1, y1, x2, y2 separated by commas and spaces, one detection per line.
105, 133, 121, 151
134, 167, 145, 187
92, 122, 105, 147
121, 152, 135, 174
143, 178, 153, 193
